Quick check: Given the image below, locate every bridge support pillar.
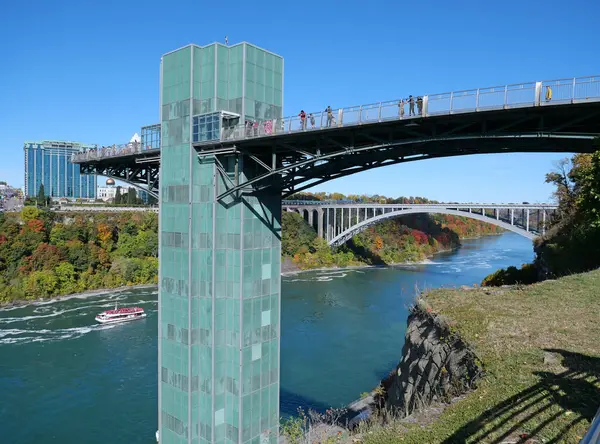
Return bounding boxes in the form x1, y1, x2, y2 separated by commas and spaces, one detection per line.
160, 154, 282, 444
317, 209, 324, 238
158, 46, 281, 444
542, 211, 546, 235
334, 207, 337, 236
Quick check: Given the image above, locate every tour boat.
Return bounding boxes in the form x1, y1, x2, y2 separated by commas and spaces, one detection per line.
95, 303, 146, 324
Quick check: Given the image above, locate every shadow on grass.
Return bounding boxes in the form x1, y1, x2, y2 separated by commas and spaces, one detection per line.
442, 349, 600, 443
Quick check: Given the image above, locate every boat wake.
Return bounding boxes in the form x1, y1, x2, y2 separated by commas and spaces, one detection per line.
0, 324, 118, 345
0, 289, 157, 345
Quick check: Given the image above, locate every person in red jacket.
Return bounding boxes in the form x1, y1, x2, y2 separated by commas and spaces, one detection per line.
299, 110, 306, 129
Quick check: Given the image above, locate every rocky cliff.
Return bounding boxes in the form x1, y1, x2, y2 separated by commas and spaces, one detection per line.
384, 303, 483, 417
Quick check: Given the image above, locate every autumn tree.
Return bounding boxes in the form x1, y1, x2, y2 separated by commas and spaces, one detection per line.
545, 157, 576, 221
21, 206, 41, 222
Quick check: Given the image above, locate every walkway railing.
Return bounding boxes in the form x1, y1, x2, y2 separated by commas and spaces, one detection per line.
282, 201, 557, 209
72, 141, 158, 163
222, 76, 600, 141
72, 75, 600, 163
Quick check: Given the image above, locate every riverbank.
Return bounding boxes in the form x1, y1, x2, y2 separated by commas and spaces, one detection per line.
281, 244, 457, 276
359, 269, 600, 443
0, 283, 157, 310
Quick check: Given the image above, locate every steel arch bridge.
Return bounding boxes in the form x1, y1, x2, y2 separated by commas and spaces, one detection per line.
73, 76, 600, 200
282, 202, 556, 244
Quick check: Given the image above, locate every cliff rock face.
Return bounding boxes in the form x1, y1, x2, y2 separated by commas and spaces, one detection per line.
385, 306, 482, 416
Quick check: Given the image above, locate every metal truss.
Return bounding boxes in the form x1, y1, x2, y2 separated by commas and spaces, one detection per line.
199, 103, 600, 200
80, 162, 160, 198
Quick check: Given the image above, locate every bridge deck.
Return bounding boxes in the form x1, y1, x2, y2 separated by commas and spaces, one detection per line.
73, 75, 600, 164
72, 76, 600, 199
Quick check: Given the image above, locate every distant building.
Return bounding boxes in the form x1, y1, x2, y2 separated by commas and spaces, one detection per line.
97, 186, 117, 201
24, 140, 97, 199
97, 178, 117, 201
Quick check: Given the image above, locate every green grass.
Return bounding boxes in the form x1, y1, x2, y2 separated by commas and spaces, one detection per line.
363, 269, 600, 444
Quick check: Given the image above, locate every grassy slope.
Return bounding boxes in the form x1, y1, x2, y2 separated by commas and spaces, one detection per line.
367, 270, 600, 444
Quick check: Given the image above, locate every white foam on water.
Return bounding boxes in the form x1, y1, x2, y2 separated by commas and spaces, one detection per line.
0, 310, 67, 325
0, 328, 52, 338
0, 322, 120, 345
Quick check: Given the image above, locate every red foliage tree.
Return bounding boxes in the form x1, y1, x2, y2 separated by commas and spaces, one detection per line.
435, 232, 451, 246
411, 229, 428, 244
27, 219, 45, 233
29, 243, 64, 272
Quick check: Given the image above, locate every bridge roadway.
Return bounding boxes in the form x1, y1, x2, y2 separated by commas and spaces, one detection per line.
73, 75, 600, 200
282, 201, 557, 243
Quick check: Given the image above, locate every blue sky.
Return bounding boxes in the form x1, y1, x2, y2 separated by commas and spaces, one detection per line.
1, 0, 598, 203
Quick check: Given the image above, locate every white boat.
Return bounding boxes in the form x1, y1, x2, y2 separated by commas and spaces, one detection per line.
95, 302, 146, 324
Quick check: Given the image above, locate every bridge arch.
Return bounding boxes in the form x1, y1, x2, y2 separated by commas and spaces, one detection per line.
328, 208, 536, 247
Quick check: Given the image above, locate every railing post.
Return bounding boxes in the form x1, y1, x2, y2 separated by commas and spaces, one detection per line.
475, 89, 480, 111
449, 92, 454, 113
535, 82, 542, 106
378, 102, 382, 122
423, 95, 428, 117
359, 106, 363, 124
338, 109, 343, 127
572, 77, 576, 103
504, 85, 508, 109
511, 209, 514, 225
526, 209, 530, 232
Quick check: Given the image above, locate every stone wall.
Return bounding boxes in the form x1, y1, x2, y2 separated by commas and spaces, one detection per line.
384, 304, 483, 417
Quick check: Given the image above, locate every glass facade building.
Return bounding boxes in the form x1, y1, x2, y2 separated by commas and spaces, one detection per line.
24, 140, 97, 199
159, 42, 283, 444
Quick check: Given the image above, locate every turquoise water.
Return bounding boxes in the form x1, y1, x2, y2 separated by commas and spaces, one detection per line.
0, 233, 533, 443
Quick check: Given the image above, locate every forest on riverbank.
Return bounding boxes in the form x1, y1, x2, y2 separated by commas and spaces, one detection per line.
0, 208, 158, 303
282, 209, 503, 270
0, 195, 503, 303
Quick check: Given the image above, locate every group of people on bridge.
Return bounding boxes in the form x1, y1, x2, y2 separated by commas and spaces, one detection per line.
298, 106, 336, 130
73, 141, 146, 162
398, 95, 423, 117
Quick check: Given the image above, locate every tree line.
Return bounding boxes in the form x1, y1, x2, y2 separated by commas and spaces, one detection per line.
0, 208, 158, 303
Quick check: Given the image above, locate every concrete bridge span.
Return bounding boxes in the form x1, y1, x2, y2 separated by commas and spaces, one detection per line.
282, 202, 557, 244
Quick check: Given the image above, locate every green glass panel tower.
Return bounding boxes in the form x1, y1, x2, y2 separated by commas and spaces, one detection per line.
159, 42, 284, 444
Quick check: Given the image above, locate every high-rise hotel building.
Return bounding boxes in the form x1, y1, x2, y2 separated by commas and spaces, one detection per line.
24, 140, 97, 199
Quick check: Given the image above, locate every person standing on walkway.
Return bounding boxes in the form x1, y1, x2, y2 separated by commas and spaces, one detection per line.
416, 96, 423, 115
309, 113, 315, 129
398, 99, 405, 118
326, 106, 333, 127
299, 110, 306, 129
408, 96, 415, 116
545, 86, 553, 102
